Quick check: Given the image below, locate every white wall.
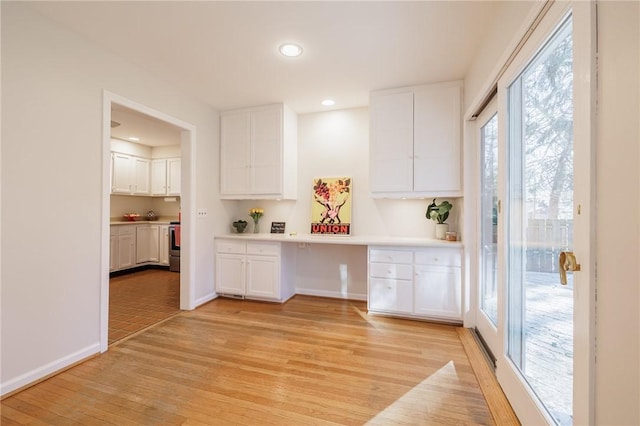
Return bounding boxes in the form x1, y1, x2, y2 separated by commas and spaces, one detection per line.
594, 2, 639, 424
463, 1, 640, 423
1, 3, 224, 394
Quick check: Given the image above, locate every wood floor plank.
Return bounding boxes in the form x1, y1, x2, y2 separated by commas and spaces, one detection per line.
2, 296, 499, 425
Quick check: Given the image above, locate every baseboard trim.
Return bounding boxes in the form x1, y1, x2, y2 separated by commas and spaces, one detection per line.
1, 342, 100, 398
294, 288, 367, 301
194, 292, 218, 308
457, 327, 520, 425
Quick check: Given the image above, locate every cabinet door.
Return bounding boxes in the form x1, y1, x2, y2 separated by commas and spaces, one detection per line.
251, 107, 282, 195
109, 232, 118, 271
368, 278, 413, 314
246, 255, 280, 299
159, 225, 169, 265
413, 83, 461, 193
220, 112, 251, 195
369, 91, 414, 193
414, 265, 461, 319
151, 159, 167, 195
117, 231, 136, 269
147, 225, 160, 263
167, 158, 181, 196
132, 158, 150, 195
111, 153, 132, 194
216, 254, 245, 295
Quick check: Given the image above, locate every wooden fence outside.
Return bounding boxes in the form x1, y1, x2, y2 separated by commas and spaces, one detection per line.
526, 219, 573, 273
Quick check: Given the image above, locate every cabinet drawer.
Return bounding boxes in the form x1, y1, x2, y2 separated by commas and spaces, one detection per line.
216, 240, 246, 254
247, 242, 280, 256
414, 248, 461, 267
368, 278, 413, 314
369, 262, 413, 280
117, 226, 136, 236
369, 249, 412, 264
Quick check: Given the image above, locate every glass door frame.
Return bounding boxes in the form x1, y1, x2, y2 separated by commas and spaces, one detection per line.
475, 98, 502, 362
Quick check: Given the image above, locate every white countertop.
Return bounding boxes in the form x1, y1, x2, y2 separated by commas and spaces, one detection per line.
110, 220, 173, 225
216, 233, 463, 248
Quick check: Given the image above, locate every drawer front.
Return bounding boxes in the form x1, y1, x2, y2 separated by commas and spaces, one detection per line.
369, 262, 413, 280
368, 278, 413, 314
117, 226, 136, 236
246, 242, 280, 256
414, 248, 461, 267
369, 249, 412, 264
216, 240, 246, 254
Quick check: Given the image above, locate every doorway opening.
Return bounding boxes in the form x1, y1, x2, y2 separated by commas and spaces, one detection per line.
101, 91, 196, 352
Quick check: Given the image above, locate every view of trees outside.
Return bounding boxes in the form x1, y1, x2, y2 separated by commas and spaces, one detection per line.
520, 19, 574, 426
524, 26, 574, 222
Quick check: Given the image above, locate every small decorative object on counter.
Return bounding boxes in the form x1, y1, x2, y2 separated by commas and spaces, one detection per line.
123, 213, 140, 222
146, 210, 157, 221
232, 220, 248, 233
445, 231, 457, 242
426, 198, 453, 240
249, 208, 264, 233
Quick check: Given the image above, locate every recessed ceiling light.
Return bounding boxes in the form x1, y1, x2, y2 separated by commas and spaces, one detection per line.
279, 43, 303, 57
128, 137, 140, 142
321, 99, 335, 107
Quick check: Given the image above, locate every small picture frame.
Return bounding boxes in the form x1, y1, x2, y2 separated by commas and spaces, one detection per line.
270, 222, 286, 234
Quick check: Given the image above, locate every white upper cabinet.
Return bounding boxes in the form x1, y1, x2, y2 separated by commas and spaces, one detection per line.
220, 103, 297, 199
370, 81, 462, 198
111, 153, 150, 196
151, 158, 181, 196
167, 158, 181, 196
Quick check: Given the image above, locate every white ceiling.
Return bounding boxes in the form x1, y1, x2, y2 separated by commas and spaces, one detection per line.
28, 1, 498, 115
111, 104, 183, 147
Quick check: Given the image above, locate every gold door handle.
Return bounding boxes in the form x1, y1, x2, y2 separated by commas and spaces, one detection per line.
559, 251, 581, 285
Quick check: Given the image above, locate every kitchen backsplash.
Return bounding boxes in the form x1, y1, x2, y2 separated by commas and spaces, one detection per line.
110, 195, 180, 220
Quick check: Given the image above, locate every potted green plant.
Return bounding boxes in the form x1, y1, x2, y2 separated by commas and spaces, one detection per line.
232, 220, 248, 233
426, 199, 453, 239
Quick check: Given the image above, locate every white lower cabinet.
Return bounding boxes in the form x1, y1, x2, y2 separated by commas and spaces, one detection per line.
215, 238, 295, 302
136, 224, 160, 263
368, 246, 462, 322
110, 225, 136, 271
158, 225, 170, 266
110, 223, 170, 272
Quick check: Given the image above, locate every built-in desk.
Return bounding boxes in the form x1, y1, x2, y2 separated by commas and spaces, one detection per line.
215, 234, 464, 324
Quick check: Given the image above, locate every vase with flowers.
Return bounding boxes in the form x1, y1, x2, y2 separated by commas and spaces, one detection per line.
249, 208, 264, 233
426, 199, 453, 240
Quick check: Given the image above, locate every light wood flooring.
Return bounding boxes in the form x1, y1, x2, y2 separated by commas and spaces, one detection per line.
2, 296, 517, 425
108, 269, 180, 345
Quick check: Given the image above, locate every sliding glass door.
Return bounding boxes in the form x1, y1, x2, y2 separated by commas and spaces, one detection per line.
476, 2, 596, 424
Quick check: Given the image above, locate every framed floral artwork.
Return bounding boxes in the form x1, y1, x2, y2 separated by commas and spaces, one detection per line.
311, 177, 352, 235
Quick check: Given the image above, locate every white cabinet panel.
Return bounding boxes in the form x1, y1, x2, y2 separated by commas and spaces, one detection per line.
246, 256, 280, 299
151, 159, 167, 195
111, 153, 132, 194
167, 158, 181, 196
414, 265, 461, 319
413, 83, 461, 193
136, 224, 159, 263
159, 225, 169, 266
216, 254, 246, 295
220, 104, 297, 199
151, 158, 181, 196
368, 246, 462, 322
215, 239, 294, 302
111, 152, 150, 196
370, 81, 462, 198
370, 91, 414, 193
132, 157, 150, 195
368, 278, 413, 314
116, 227, 136, 270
